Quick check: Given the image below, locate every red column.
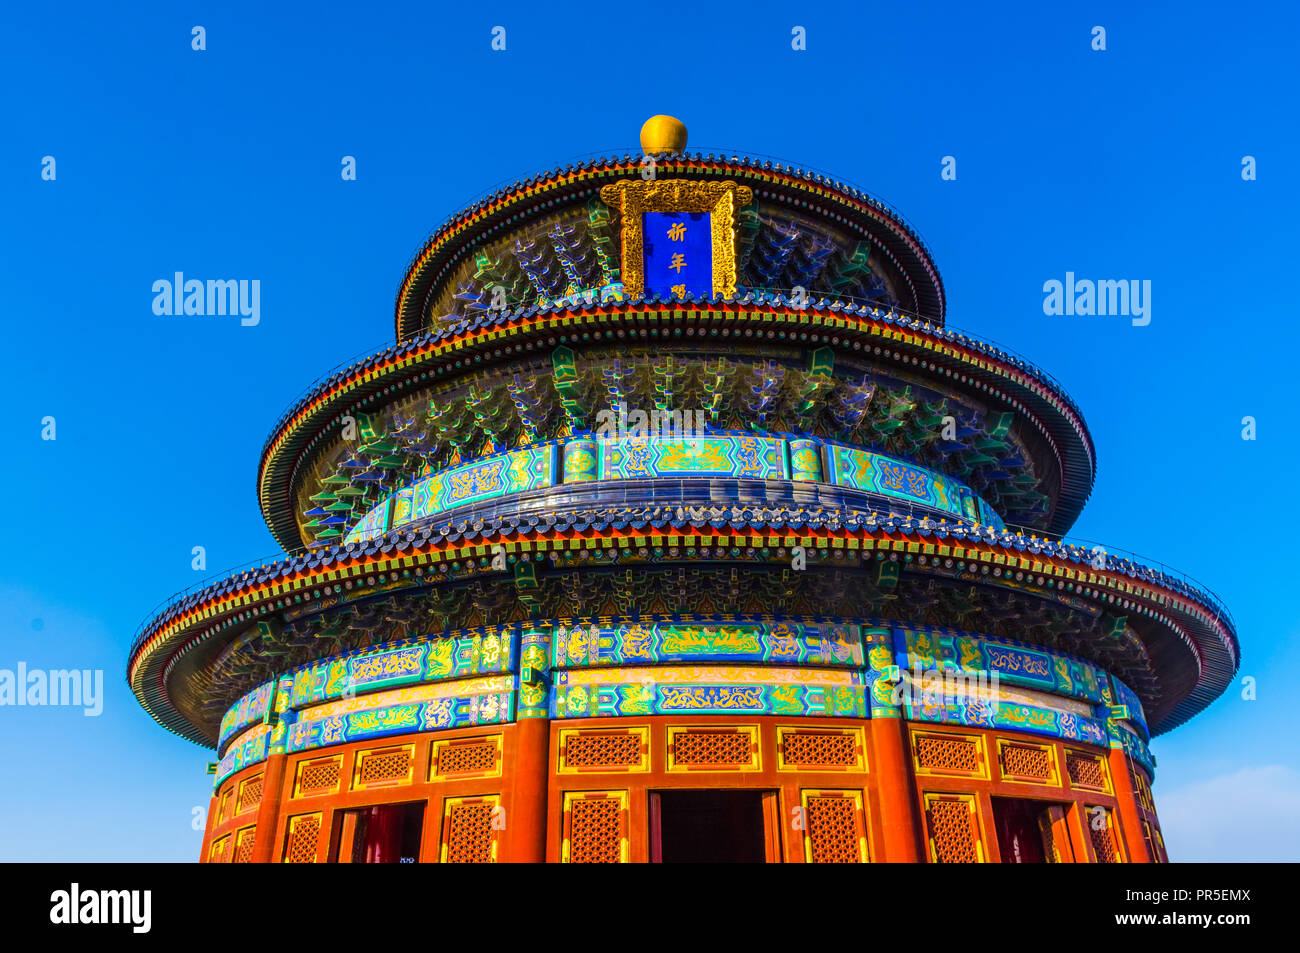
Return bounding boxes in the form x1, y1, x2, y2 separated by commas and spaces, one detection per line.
250, 752, 289, 863
503, 719, 550, 862
1107, 749, 1152, 863
198, 792, 220, 862
871, 718, 922, 862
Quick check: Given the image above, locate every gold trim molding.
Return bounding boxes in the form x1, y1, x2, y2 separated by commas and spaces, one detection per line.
599, 178, 753, 300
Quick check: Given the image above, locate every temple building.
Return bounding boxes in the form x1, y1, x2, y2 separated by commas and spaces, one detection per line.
129, 117, 1237, 863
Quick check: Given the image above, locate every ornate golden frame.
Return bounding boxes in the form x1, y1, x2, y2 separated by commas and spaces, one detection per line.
599, 178, 753, 299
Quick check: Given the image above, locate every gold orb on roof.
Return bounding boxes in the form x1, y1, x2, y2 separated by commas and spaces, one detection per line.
640, 115, 688, 154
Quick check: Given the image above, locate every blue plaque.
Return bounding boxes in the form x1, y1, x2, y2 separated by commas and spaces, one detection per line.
643, 212, 712, 298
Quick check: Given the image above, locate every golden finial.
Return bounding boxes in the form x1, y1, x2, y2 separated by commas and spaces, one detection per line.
640, 115, 688, 154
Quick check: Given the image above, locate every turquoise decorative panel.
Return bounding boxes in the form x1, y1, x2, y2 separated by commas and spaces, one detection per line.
284, 678, 516, 755
343, 498, 390, 545
825, 443, 1004, 529
562, 437, 598, 483
977, 496, 1003, 529
1109, 674, 1150, 740
892, 622, 1110, 745
598, 432, 789, 480
551, 672, 866, 720
550, 619, 862, 668
1112, 721, 1155, 774
788, 438, 823, 482
212, 616, 1143, 786
863, 626, 900, 718
411, 444, 555, 521
217, 681, 274, 751
214, 724, 271, 786
517, 629, 551, 719
286, 631, 514, 710
897, 624, 1106, 705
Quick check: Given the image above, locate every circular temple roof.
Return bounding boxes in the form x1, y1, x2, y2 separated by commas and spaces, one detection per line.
256, 300, 1097, 555
392, 152, 947, 341
130, 132, 1235, 757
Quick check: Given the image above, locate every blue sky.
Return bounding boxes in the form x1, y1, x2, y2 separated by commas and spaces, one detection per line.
1, 0, 1296, 861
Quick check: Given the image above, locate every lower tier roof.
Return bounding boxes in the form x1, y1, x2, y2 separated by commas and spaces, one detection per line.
129, 506, 1235, 747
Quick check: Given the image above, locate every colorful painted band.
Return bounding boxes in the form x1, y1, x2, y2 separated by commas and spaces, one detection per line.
342, 432, 1005, 544
213, 615, 1154, 786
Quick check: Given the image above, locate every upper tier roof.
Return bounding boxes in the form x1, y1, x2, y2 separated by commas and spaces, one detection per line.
255, 300, 1097, 553
393, 152, 947, 341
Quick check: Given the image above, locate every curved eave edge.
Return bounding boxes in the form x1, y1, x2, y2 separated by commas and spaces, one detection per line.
256, 300, 1096, 552
128, 519, 1235, 745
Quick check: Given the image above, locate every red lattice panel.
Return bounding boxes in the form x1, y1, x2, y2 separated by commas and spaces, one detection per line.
1001, 744, 1052, 781
1090, 815, 1119, 863
672, 730, 752, 766
437, 742, 497, 776
927, 798, 979, 863
806, 796, 863, 863
915, 735, 979, 774
568, 798, 622, 863
298, 758, 341, 794
357, 749, 412, 786
283, 815, 320, 864
237, 776, 264, 814
565, 732, 642, 769
445, 803, 495, 863
1065, 751, 1107, 790
209, 835, 230, 864
232, 827, 256, 863
783, 732, 858, 768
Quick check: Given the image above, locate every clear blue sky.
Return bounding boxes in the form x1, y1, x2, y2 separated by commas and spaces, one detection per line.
1, 0, 1295, 861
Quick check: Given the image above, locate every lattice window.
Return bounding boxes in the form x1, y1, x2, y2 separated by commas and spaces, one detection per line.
237, 776, 264, 814
208, 835, 230, 864
999, 742, 1056, 783
668, 727, 759, 771
218, 788, 233, 824
1041, 817, 1059, 862
283, 814, 321, 864
436, 741, 499, 777
354, 746, 413, 789
232, 826, 257, 863
563, 731, 644, 770
913, 731, 984, 777
296, 757, 342, 796
1064, 749, 1109, 791
442, 797, 498, 863
924, 793, 983, 863
562, 792, 627, 863
1088, 807, 1121, 863
803, 791, 867, 863
779, 728, 864, 772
